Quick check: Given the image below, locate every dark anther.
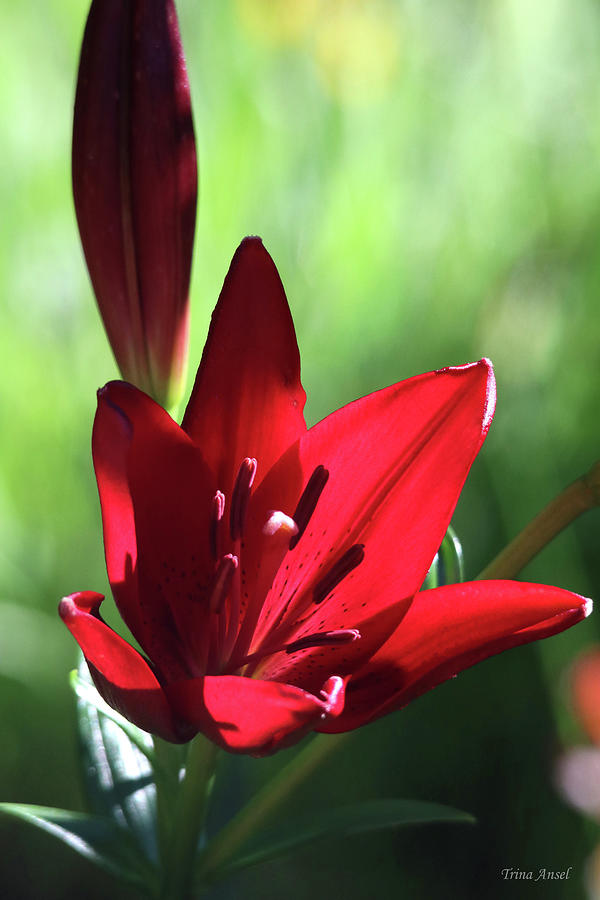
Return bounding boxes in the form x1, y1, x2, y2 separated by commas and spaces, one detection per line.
289, 465, 329, 550
230, 458, 257, 541
285, 628, 360, 653
313, 544, 365, 605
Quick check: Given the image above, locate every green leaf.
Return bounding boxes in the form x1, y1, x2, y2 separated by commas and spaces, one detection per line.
73, 655, 160, 867
205, 798, 475, 880
423, 525, 464, 589
438, 525, 464, 583
70, 664, 156, 764
0, 803, 156, 892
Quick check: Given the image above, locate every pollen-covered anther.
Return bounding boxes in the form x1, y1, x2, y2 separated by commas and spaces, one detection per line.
284, 628, 360, 654
313, 543, 365, 605
289, 464, 329, 550
208, 554, 238, 613
209, 490, 226, 559
230, 458, 257, 541
263, 510, 299, 538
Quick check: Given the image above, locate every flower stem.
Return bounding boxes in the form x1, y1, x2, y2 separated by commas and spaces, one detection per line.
198, 732, 349, 883
476, 460, 600, 581
153, 738, 184, 872
159, 735, 219, 900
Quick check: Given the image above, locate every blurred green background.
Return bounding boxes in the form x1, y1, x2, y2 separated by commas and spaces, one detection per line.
1, 0, 599, 897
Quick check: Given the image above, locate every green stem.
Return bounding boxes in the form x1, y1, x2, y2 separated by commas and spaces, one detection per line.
153, 738, 183, 873
476, 460, 600, 581
160, 735, 219, 900
198, 731, 349, 883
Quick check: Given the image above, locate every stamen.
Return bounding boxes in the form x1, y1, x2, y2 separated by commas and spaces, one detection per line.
230, 458, 257, 541
263, 510, 299, 538
289, 465, 329, 550
313, 544, 365, 605
285, 628, 360, 654
226, 628, 361, 673
208, 554, 238, 613
209, 490, 225, 559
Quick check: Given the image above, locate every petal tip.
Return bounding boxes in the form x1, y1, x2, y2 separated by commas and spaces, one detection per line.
320, 675, 346, 718
59, 591, 105, 620
58, 596, 73, 620
235, 235, 267, 262
96, 380, 124, 407
232, 236, 281, 274
480, 358, 497, 432
94, 382, 136, 436
465, 358, 497, 432
584, 597, 594, 618
433, 357, 496, 432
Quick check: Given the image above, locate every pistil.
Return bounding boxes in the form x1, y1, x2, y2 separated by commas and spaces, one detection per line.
208, 554, 238, 613
263, 510, 299, 537
226, 506, 297, 672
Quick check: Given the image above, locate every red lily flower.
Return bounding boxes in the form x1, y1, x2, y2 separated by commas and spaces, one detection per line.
72, 0, 197, 407
59, 238, 591, 756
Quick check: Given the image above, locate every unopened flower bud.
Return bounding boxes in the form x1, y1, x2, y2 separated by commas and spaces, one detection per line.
72, 0, 197, 407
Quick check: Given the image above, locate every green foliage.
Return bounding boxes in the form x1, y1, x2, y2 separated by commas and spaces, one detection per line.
203, 798, 474, 883
0, 804, 155, 892
72, 659, 160, 866
424, 526, 465, 589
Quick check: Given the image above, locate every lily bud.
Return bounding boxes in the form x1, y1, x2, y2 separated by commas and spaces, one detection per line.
73, 0, 197, 408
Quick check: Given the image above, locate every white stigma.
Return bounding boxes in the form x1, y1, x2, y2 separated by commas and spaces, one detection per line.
263, 510, 299, 537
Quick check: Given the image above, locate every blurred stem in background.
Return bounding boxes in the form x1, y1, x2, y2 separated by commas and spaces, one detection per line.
197, 732, 348, 883
478, 461, 600, 581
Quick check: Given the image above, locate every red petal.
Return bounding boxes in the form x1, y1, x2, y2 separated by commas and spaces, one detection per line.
165, 673, 346, 755
320, 581, 591, 732
181, 238, 307, 494
93, 382, 214, 680
59, 592, 186, 742
92, 388, 141, 644
570, 648, 600, 744
248, 361, 495, 653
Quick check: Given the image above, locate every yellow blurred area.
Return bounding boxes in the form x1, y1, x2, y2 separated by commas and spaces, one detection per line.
235, 0, 319, 44
234, 0, 400, 102
313, 2, 400, 103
